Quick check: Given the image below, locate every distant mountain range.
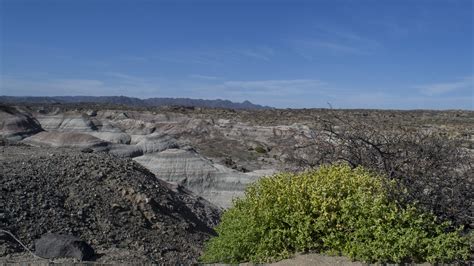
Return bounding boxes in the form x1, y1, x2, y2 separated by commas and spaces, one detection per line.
0, 96, 272, 110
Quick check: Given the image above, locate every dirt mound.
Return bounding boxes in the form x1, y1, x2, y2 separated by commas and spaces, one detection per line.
0, 105, 43, 140
134, 148, 257, 208
22, 131, 109, 149
0, 145, 221, 264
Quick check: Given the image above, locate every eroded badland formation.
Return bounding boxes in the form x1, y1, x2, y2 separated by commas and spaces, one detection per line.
1, 102, 473, 263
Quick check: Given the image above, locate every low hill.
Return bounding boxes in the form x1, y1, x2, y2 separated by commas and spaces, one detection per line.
0, 144, 221, 264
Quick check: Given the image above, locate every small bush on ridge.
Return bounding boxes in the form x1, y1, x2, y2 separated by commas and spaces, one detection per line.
254, 146, 267, 154
200, 164, 469, 264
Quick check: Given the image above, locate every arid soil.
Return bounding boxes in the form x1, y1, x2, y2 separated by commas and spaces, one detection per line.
269, 253, 431, 266
0, 143, 221, 264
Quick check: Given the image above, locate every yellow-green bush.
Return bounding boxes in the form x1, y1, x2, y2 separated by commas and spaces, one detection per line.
200, 164, 469, 263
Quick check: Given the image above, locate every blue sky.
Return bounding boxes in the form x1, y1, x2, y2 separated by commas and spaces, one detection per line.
1, 0, 473, 109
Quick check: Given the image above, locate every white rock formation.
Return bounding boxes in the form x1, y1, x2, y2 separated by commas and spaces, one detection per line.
36, 113, 96, 132
134, 149, 261, 208
22, 131, 109, 149
88, 132, 131, 144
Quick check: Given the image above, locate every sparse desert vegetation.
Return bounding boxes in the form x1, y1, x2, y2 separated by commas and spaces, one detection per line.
200, 164, 470, 263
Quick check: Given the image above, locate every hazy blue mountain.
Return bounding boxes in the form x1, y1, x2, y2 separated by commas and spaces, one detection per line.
0, 96, 272, 110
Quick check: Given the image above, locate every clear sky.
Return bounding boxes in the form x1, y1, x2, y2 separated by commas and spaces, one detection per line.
1, 0, 473, 109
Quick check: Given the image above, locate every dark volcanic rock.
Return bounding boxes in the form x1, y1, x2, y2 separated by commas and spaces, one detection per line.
0, 145, 221, 264
35, 233, 95, 261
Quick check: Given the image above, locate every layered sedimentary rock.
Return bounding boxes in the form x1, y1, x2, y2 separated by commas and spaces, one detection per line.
22, 131, 110, 149
88, 131, 131, 144
0, 105, 43, 140
1, 105, 316, 208
36, 112, 132, 144
108, 133, 180, 158
36, 113, 97, 132
134, 133, 180, 153
134, 149, 259, 208
87, 120, 131, 144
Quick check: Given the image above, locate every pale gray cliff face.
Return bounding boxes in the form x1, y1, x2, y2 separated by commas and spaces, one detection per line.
37, 113, 96, 132
133, 149, 264, 208
23, 131, 110, 149
0, 106, 43, 140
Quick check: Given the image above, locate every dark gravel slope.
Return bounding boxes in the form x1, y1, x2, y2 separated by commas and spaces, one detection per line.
0, 144, 221, 264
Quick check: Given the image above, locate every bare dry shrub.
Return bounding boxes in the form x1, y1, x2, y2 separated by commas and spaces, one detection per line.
288, 114, 473, 228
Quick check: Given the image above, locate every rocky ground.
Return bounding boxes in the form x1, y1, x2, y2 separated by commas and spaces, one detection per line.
0, 143, 221, 264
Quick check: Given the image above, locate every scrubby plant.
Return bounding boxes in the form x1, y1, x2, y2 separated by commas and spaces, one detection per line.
200, 164, 469, 264
318, 117, 473, 229
254, 146, 267, 154
286, 114, 473, 229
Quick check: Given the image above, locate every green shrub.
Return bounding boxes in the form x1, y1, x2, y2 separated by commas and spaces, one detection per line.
254, 146, 267, 154
200, 164, 469, 264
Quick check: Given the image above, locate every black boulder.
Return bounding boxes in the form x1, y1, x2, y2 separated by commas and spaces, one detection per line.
35, 233, 95, 261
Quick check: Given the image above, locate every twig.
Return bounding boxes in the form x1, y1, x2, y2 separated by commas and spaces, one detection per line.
0, 229, 49, 261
